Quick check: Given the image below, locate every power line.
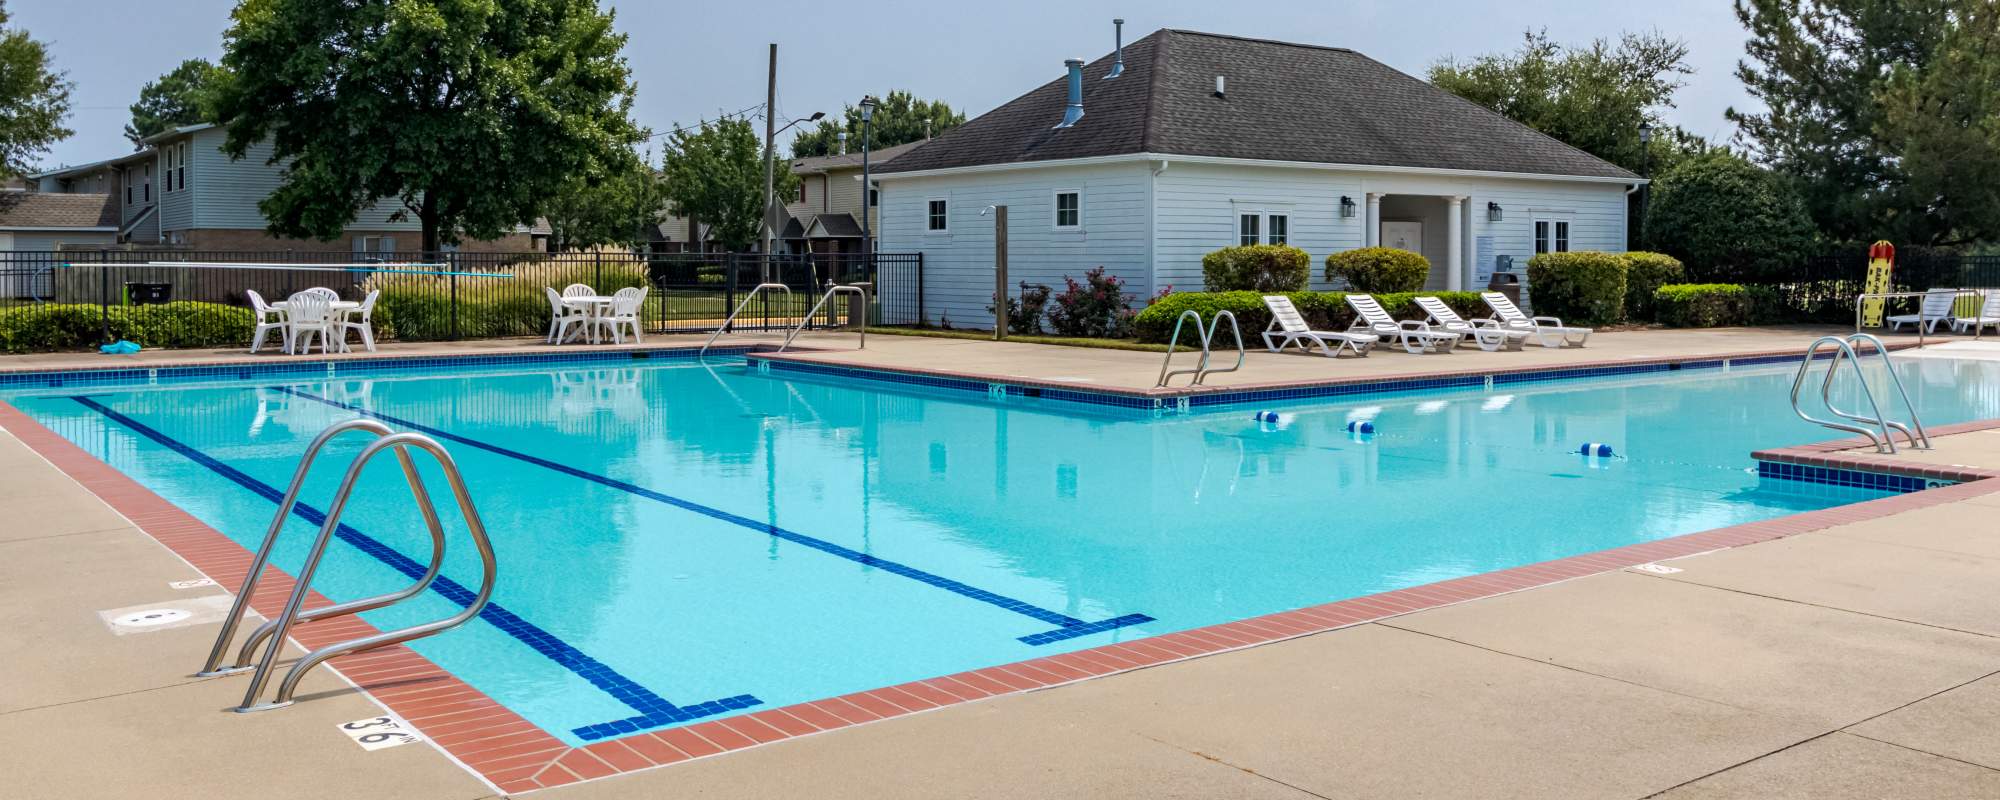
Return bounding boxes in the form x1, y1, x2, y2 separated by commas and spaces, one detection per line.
643, 102, 767, 141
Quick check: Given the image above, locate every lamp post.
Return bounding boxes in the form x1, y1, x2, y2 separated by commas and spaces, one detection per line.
859, 95, 878, 259
761, 110, 825, 270
1637, 121, 1653, 247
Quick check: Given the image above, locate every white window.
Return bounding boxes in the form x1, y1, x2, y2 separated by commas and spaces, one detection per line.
1238, 213, 1260, 246
1533, 217, 1571, 254
355, 235, 397, 255
177, 143, 187, 191
1267, 214, 1289, 245
1236, 209, 1289, 246
926, 198, 948, 232
1053, 189, 1081, 229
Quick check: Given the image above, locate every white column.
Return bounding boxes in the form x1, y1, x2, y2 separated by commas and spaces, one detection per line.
1445, 196, 1465, 292
1365, 194, 1382, 248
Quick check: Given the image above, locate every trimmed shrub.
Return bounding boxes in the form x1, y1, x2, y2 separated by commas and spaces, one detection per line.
1133, 290, 1486, 346
1621, 251, 1685, 322
1644, 151, 1816, 283
1045, 267, 1136, 338
987, 281, 1052, 335
0, 301, 255, 353
1325, 247, 1431, 293
1526, 251, 1628, 325
364, 257, 647, 341
1201, 245, 1311, 292
1652, 283, 1781, 327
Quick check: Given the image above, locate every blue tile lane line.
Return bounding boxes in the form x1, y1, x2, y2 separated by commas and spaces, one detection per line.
63, 396, 760, 742
271, 386, 1156, 646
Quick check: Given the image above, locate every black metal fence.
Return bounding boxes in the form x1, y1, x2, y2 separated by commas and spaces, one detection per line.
0, 249, 922, 352
1764, 251, 2000, 322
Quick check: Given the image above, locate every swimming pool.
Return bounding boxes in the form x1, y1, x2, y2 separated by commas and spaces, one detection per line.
7, 352, 1997, 747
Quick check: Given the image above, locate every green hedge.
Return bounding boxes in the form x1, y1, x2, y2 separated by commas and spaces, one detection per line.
1325, 247, 1431, 293
1134, 290, 1486, 346
0, 301, 255, 353
1652, 283, 1781, 328
1621, 251, 1685, 322
1526, 251, 1627, 325
1201, 245, 1310, 292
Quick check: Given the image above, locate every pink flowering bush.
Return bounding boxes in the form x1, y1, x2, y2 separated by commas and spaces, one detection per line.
1046, 266, 1136, 338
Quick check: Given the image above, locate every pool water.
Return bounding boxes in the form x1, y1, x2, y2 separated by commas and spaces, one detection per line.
8, 354, 1998, 745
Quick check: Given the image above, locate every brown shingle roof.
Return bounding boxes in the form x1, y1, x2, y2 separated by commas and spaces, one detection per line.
878, 29, 1636, 180
0, 192, 119, 229
788, 140, 925, 174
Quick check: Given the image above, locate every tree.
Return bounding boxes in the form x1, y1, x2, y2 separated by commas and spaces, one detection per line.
1430, 30, 1706, 175
1644, 151, 1817, 282
659, 118, 795, 252
543, 153, 663, 251
789, 90, 965, 158
208, 0, 646, 254
0, 1, 72, 176
1730, 0, 2000, 245
125, 59, 223, 146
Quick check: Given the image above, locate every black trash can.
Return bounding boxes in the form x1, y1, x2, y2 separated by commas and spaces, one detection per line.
124, 282, 172, 305
1485, 264, 1522, 307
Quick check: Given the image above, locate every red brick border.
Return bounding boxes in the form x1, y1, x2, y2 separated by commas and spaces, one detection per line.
8, 386, 1994, 795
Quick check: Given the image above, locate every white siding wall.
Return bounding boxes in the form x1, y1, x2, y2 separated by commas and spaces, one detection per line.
189, 127, 421, 232
159, 143, 193, 232
876, 162, 1153, 328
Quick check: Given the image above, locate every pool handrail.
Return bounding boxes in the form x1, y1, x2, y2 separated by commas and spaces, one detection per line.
1157, 310, 1210, 387
1195, 310, 1246, 385
1839, 332, 1930, 449
700, 282, 793, 357
233, 430, 497, 712
780, 284, 867, 352
196, 418, 446, 678
1790, 335, 1915, 454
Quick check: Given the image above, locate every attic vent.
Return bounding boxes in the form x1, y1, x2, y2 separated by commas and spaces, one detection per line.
1054, 59, 1086, 129
1214, 76, 1226, 97
1104, 19, 1125, 79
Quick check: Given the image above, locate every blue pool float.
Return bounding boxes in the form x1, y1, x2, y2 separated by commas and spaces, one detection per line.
1578, 442, 1615, 458
1346, 420, 1376, 435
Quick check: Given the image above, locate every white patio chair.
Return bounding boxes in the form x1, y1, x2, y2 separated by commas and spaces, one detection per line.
283, 291, 336, 355
562, 284, 596, 299
1952, 289, 2000, 334
593, 286, 648, 344
1480, 291, 1591, 348
1414, 296, 1528, 352
246, 289, 288, 354
1346, 294, 1461, 354
1887, 288, 1958, 333
335, 289, 380, 352
545, 287, 589, 343
1260, 295, 1374, 357
302, 286, 340, 301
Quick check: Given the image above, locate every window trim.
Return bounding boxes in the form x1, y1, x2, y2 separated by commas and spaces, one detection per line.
1051, 188, 1082, 230
1532, 214, 1573, 254
1237, 212, 1260, 246
925, 197, 950, 233
1232, 203, 1293, 247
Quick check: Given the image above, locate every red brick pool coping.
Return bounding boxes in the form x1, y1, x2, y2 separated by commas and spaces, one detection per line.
7, 386, 1995, 794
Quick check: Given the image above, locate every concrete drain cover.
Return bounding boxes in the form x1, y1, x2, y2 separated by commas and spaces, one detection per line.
98, 595, 234, 635
113, 608, 193, 628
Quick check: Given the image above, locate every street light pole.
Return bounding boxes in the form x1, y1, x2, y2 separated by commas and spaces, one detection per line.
761, 44, 778, 281
1637, 121, 1653, 248
859, 95, 878, 259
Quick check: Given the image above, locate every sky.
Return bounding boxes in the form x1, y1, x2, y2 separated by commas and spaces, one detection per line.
16, 0, 1758, 171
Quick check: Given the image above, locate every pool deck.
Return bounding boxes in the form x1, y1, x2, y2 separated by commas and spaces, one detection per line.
5, 330, 2000, 798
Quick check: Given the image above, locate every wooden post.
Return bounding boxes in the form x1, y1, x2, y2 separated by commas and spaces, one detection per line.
993, 205, 1008, 339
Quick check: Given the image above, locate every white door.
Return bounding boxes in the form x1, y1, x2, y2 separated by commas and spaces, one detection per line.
1380, 221, 1422, 253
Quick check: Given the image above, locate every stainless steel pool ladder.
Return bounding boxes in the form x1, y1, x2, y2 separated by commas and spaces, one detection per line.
195, 419, 497, 712
700, 282, 793, 357
1156, 310, 1245, 387
781, 284, 868, 352
1790, 333, 1931, 454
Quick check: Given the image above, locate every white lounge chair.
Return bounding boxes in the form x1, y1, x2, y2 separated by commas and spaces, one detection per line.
335, 289, 380, 352
1260, 295, 1375, 358
544, 286, 588, 343
1480, 291, 1591, 348
1887, 288, 1959, 333
1414, 296, 1528, 352
1346, 294, 1460, 354
1952, 289, 2000, 334
246, 289, 287, 354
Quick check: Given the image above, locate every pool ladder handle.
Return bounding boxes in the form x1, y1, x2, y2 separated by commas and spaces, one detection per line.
193, 421, 498, 713
699, 282, 793, 357
1789, 333, 1930, 455
1157, 310, 1244, 387
780, 284, 868, 352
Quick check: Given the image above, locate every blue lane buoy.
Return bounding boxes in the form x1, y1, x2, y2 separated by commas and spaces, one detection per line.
1347, 420, 1376, 435
1253, 411, 1281, 423
1579, 442, 1615, 458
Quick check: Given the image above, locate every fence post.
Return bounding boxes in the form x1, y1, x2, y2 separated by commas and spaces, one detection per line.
725, 252, 738, 333
449, 252, 460, 341
98, 250, 111, 345
594, 250, 603, 290
916, 252, 925, 326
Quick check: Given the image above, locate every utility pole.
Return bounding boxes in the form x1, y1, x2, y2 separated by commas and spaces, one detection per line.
760, 43, 778, 282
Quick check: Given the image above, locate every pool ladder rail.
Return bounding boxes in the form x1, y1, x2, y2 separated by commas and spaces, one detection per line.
781, 284, 868, 352
1790, 332, 1931, 454
699, 282, 792, 357
195, 419, 498, 713
1157, 310, 1245, 387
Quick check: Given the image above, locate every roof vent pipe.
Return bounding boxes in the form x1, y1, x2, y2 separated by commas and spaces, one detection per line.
1054, 59, 1086, 129
1104, 19, 1125, 79
837, 131, 848, 155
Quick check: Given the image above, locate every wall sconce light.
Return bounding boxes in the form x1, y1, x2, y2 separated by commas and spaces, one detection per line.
1340, 196, 1357, 218
1487, 201, 1503, 222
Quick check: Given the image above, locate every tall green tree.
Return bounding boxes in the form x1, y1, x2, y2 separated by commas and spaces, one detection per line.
1644, 151, 1818, 282
789, 90, 964, 158
1430, 30, 1706, 175
543, 152, 663, 251
0, 1, 72, 177
125, 59, 224, 146
659, 117, 795, 251
1730, 0, 2000, 245
209, 0, 646, 254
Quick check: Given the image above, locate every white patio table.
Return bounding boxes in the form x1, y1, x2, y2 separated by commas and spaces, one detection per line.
559, 295, 616, 344
268, 299, 363, 353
